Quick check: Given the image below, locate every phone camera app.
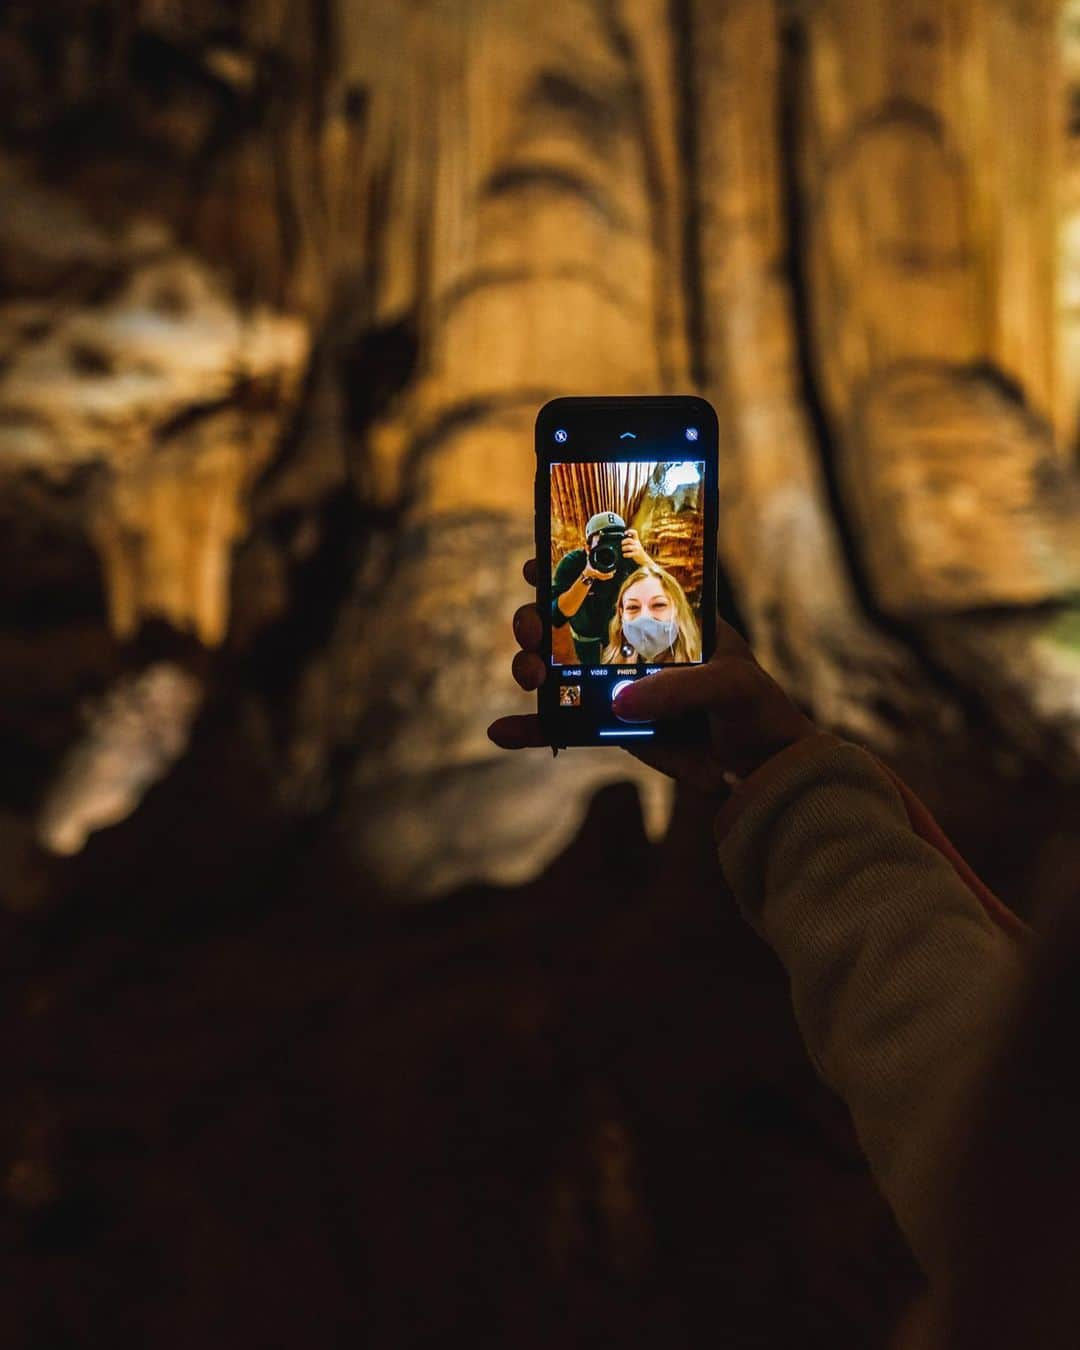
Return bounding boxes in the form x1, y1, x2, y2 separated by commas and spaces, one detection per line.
549, 460, 705, 669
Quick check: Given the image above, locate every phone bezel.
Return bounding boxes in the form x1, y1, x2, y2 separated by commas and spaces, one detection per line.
534, 395, 719, 748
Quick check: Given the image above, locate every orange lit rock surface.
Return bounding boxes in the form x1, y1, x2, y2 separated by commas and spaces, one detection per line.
2, 0, 1080, 893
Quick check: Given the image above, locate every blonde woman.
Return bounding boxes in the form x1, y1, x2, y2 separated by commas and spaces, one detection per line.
601, 564, 702, 664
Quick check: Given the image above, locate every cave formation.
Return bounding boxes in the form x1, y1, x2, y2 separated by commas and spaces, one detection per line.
3, 3, 1080, 1347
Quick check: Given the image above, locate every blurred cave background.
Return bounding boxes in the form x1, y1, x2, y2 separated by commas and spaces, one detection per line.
2, 1, 1080, 1345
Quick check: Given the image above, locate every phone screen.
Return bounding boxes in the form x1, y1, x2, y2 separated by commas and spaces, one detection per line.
535, 396, 719, 747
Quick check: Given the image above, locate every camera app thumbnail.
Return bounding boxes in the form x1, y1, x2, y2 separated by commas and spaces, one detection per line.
550, 460, 705, 667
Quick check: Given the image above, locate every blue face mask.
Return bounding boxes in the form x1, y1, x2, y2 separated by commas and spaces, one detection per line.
622, 615, 679, 659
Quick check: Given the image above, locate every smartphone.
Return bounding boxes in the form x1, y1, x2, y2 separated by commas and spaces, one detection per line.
535, 395, 719, 748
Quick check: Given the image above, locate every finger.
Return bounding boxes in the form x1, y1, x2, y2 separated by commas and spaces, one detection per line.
613, 656, 755, 722
524, 558, 537, 587
624, 742, 698, 779
626, 743, 734, 796
512, 649, 546, 691
512, 603, 542, 650
487, 714, 547, 749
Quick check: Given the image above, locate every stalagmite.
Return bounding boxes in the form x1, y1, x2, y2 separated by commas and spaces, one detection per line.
36, 663, 204, 857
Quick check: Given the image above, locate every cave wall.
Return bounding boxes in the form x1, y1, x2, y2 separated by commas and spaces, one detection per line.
4, 5, 1080, 1347
3, 0, 1080, 910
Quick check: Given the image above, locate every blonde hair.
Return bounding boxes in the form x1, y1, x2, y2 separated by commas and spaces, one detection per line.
601, 565, 702, 664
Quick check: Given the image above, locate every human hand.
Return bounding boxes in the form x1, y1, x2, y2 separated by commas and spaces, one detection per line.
621, 528, 650, 567
581, 561, 616, 583
489, 559, 818, 793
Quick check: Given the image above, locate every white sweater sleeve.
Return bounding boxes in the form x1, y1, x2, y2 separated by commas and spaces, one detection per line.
713, 732, 1028, 1274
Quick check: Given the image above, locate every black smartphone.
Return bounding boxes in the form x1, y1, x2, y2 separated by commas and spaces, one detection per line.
535, 395, 719, 748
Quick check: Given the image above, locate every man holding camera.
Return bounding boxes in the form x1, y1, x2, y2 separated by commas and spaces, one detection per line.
551, 512, 654, 664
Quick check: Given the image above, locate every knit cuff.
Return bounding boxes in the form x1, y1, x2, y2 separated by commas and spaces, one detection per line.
712, 731, 1030, 943
713, 731, 850, 848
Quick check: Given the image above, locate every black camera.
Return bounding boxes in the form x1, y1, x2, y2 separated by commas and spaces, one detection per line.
588, 526, 627, 573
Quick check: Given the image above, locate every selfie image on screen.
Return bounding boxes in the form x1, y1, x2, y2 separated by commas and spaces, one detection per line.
549, 460, 705, 667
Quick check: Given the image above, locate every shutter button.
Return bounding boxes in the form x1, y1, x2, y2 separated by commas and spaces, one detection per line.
612, 679, 636, 721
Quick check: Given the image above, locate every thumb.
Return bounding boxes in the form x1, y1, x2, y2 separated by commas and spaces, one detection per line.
612, 655, 758, 723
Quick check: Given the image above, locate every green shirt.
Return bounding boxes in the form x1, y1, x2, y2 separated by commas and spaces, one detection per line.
551, 548, 634, 643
